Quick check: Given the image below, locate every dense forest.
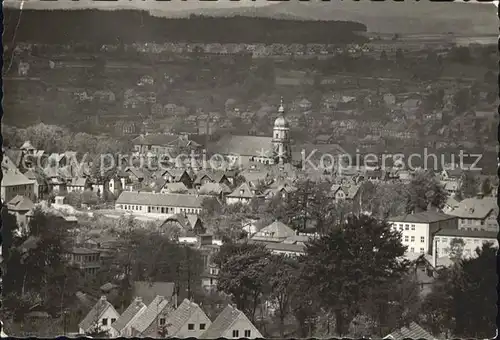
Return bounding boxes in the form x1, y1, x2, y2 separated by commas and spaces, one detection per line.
3, 9, 368, 45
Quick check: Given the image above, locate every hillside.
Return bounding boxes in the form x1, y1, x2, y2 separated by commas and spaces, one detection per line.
153, 1, 498, 35
2, 9, 367, 45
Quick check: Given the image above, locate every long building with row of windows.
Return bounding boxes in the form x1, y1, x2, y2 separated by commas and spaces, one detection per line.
115, 191, 203, 216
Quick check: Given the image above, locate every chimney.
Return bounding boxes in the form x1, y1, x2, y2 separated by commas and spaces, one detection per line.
100, 295, 107, 302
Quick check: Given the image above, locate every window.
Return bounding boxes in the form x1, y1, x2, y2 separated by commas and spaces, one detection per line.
102, 318, 108, 326
410, 247, 414, 252
399, 224, 403, 227
111, 318, 116, 324
159, 318, 166, 326
420, 248, 425, 254
410, 236, 415, 242
245, 330, 251, 338
405, 225, 409, 230
404, 236, 409, 242
232, 330, 239, 338
420, 236, 425, 243
200, 324, 206, 330
410, 224, 415, 231
399, 226, 403, 231
188, 324, 195, 330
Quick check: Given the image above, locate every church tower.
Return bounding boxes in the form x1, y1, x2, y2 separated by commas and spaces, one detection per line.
272, 97, 291, 164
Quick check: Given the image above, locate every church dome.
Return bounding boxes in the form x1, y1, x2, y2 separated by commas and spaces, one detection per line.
274, 116, 289, 128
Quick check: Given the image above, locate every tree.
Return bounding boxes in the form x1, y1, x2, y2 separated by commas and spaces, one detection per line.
363, 274, 421, 337
284, 179, 331, 232
422, 243, 496, 338
268, 255, 299, 337
300, 215, 409, 336
446, 238, 465, 262
406, 170, 447, 213
213, 242, 271, 322
3, 209, 82, 320
458, 171, 479, 199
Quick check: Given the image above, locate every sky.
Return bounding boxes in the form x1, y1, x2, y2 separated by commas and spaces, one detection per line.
3, 0, 273, 11
4, 0, 496, 11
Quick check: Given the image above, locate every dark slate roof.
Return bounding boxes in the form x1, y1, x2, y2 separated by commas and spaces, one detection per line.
388, 211, 456, 224
7, 195, 35, 211
112, 297, 147, 334
209, 135, 273, 157
384, 322, 434, 340
435, 228, 497, 239
132, 281, 176, 306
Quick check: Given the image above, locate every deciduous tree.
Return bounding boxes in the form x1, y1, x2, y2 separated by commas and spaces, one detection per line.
213, 242, 271, 322
300, 215, 409, 336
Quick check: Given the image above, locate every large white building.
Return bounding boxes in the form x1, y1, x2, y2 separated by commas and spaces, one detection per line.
115, 191, 203, 216
434, 229, 498, 259
388, 211, 458, 255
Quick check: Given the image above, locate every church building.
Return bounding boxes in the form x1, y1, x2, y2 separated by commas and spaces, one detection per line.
209, 99, 292, 165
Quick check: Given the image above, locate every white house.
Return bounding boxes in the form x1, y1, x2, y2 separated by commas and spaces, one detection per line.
78, 296, 120, 335
388, 211, 458, 255
434, 229, 498, 259
163, 299, 212, 338
226, 182, 262, 205
200, 305, 263, 339
115, 191, 203, 216
110, 297, 147, 337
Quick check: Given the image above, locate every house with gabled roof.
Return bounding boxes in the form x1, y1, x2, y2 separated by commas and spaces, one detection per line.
193, 170, 231, 189
160, 182, 189, 194
1, 169, 36, 202
163, 298, 212, 338
200, 304, 262, 339
67, 177, 89, 193
446, 196, 498, 232
130, 295, 176, 337
383, 321, 434, 340
7, 195, 35, 234
251, 220, 296, 243
226, 182, 263, 205
160, 214, 205, 237
110, 297, 147, 337
78, 295, 120, 336
198, 182, 232, 202
330, 184, 361, 201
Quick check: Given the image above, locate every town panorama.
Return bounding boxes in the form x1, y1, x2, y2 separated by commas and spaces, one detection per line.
1, 1, 498, 339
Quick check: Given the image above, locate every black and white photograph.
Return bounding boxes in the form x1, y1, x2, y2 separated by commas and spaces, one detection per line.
0, 0, 498, 338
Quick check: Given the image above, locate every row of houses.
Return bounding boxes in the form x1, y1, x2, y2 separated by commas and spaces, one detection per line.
78, 282, 262, 339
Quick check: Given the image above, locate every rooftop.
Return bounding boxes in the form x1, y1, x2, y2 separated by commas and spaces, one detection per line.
435, 228, 497, 239
116, 192, 203, 209
388, 211, 456, 224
